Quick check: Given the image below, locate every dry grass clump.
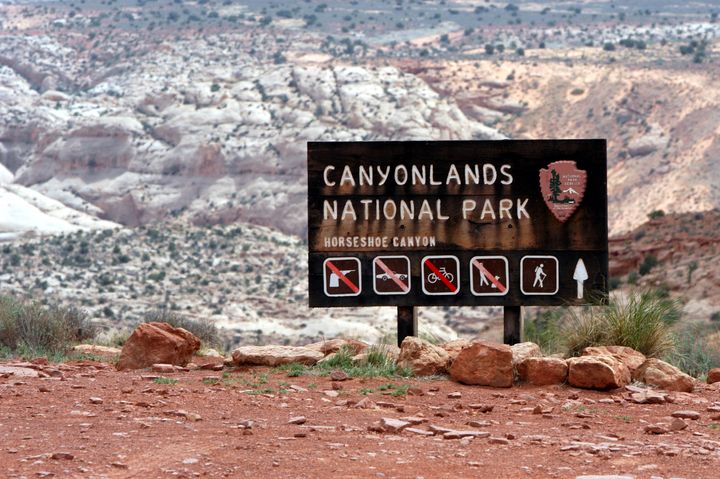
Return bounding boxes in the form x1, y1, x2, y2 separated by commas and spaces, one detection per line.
563, 291, 678, 358
0, 296, 96, 358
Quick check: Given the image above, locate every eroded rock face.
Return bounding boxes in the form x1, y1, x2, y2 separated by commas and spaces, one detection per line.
632, 358, 695, 392
567, 355, 631, 390
231, 345, 324, 367
0, 35, 504, 238
449, 341, 513, 387
397, 337, 450, 376
582, 346, 646, 373
116, 322, 200, 371
516, 357, 568, 386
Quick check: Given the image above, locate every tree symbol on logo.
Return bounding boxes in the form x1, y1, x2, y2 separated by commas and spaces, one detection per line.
549, 169, 562, 203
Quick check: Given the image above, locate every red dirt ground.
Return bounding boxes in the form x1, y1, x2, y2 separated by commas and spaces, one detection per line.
2, 360, 720, 479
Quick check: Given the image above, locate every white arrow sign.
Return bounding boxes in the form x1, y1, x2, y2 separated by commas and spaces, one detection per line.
573, 259, 589, 299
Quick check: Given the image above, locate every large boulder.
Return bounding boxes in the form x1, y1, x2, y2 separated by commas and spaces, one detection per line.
116, 322, 200, 371
397, 337, 450, 376
517, 357, 568, 386
440, 339, 470, 364
231, 345, 324, 367
633, 358, 695, 392
511, 342, 542, 373
567, 355, 631, 390
582, 346, 646, 373
707, 368, 720, 385
449, 341, 513, 387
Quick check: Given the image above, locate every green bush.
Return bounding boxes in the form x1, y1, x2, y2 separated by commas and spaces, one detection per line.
524, 309, 565, 354
563, 290, 678, 358
666, 323, 720, 378
0, 296, 96, 357
143, 309, 221, 348
638, 254, 658, 276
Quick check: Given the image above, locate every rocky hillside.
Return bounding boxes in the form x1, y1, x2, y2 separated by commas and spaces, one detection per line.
609, 209, 720, 323
0, 31, 501, 239
0, 221, 487, 346
402, 51, 720, 235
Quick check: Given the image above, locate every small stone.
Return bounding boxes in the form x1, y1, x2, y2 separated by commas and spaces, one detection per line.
407, 387, 424, 396
671, 410, 700, 420
644, 424, 669, 435
151, 364, 176, 373
89, 397, 103, 405
468, 404, 493, 413
51, 452, 74, 460
353, 397, 376, 409
380, 417, 411, 433
669, 418, 688, 431
447, 391, 462, 399
288, 416, 307, 425
182, 458, 199, 465
330, 370, 349, 381
405, 427, 434, 436
488, 436, 510, 445
38, 386, 51, 393
110, 462, 128, 469
323, 390, 339, 398
532, 405, 543, 415
121, 387, 133, 394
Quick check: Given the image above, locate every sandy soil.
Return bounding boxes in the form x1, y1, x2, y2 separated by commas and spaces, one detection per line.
2, 359, 720, 479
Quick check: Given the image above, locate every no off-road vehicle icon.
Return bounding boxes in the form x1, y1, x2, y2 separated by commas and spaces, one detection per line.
375, 272, 408, 281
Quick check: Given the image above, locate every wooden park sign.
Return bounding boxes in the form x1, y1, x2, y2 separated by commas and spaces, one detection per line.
307, 140, 608, 342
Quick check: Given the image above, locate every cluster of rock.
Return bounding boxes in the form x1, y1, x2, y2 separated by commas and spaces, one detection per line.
111, 322, 700, 394
395, 338, 696, 393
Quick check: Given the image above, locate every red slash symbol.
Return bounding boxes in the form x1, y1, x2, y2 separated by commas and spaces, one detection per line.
424, 259, 457, 293
472, 259, 507, 293
325, 260, 359, 294
375, 258, 409, 293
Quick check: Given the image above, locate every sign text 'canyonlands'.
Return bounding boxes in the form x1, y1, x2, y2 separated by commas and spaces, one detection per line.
307, 140, 608, 307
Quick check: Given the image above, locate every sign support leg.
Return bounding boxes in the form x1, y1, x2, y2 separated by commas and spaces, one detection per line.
397, 306, 417, 347
503, 306, 523, 345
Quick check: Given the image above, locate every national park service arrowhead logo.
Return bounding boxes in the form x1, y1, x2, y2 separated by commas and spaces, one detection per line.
539, 161, 587, 223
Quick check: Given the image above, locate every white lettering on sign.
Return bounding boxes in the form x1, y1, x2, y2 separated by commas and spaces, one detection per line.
323, 198, 530, 221
322, 236, 436, 249
322, 163, 515, 187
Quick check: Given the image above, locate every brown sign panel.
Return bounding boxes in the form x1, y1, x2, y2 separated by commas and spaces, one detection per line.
307, 140, 608, 307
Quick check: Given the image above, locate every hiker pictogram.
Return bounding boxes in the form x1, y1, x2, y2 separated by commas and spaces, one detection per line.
373, 256, 411, 295
323, 257, 361, 297
422, 256, 460, 295
520, 256, 559, 295
470, 256, 509, 296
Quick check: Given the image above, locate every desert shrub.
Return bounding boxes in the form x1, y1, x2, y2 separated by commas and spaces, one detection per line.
0, 296, 96, 357
638, 254, 658, 276
609, 277, 622, 290
563, 290, 678, 358
143, 309, 221, 348
666, 323, 720, 378
647, 209, 665, 220
524, 309, 566, 354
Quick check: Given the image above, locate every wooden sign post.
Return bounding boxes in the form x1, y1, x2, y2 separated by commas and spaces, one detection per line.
307, 140, 608, 345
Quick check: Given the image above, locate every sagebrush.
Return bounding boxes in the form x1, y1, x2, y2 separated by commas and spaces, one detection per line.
0, 296, 96, 357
